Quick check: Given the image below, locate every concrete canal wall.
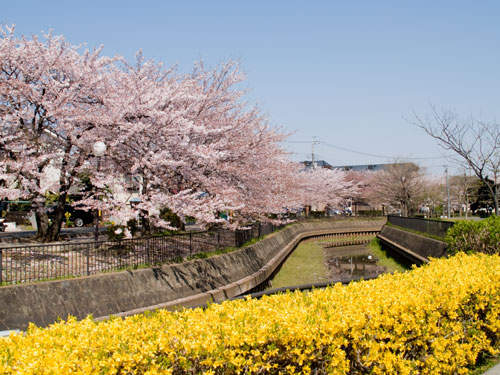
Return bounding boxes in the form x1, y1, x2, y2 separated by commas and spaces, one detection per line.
377, 225, 448, 264
0, 219, 385, 330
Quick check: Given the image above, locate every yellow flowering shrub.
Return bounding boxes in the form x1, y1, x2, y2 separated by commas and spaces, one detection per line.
1, 253, 500, 374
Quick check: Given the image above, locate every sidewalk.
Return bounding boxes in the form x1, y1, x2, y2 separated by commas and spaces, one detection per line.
1, 222, 24, 232
483, 363, 500, 375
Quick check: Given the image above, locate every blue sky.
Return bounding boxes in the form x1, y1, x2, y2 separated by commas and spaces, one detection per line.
2, 1, 500, 175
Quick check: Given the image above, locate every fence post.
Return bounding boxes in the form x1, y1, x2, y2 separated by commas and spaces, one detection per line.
86, 244, 91, 276
118, 239, 122, 269
189, 233, 192, 256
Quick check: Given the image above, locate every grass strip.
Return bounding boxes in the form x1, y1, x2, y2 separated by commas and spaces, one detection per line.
267, 241, 329, 289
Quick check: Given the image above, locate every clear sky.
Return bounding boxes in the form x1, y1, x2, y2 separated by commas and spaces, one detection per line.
2, 1, 500, 175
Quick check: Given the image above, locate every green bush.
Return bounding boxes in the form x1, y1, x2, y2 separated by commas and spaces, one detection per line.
8, 201, 32, 211
106, 223, 127, 241
359, 210, 384, 217
126, 218, 139, 237
309, 210, 326, 218
159, 207, 185, 230
446, 216, 500, 255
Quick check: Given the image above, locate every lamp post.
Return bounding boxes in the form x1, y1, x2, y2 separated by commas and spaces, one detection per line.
93, 141, 107, 242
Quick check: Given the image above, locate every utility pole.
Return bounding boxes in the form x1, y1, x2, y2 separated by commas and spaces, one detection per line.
445, 166, 451, 218
311, 136, 319, 168
464, 169, 468, 219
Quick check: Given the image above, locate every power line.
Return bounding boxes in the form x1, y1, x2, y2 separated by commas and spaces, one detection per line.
321, 141, 448, 160
284, 140, 452, 160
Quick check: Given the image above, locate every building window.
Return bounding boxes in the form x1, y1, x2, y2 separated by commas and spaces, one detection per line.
124, 174, 140, 193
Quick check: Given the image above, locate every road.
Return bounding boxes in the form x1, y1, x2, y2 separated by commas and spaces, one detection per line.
0, 227, 106, 241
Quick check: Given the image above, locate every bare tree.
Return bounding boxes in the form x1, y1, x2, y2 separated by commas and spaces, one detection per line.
419, 176, 446, 218
448, 173, 479, 217
411, 108, 500, 215
367, 162, 427, 217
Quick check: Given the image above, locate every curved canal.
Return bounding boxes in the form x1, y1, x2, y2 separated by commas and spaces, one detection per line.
266, 234, 407, 290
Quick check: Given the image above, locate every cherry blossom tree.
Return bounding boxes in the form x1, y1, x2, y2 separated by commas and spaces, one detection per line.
366, 162, 427, 217
1, 26, 353, 241
100, 55, 302, 228
342, 170, 370, 213
296, 167, 355, 214
0, 26, 117, 241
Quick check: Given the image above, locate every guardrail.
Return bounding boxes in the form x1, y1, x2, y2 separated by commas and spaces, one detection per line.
387, 215, 454, 238
0, 222, 280, 285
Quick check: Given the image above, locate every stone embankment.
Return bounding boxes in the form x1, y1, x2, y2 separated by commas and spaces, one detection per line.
0, 219, 385, 330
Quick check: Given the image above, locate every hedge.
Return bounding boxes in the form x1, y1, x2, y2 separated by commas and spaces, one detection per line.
446, 216, 500, 255
1, 253, 500, 374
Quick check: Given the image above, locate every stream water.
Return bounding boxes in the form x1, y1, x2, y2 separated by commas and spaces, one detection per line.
324, 244, 386, 282
267, 240, 387, 290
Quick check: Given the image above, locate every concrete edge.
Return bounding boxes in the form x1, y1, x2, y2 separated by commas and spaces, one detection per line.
94, 226, 382, 321
376, 233, 430, 264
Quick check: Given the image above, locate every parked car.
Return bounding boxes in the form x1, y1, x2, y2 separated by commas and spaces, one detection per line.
328, 208, 343, 216
343, 208, 353, 216
46, 204, 94, 227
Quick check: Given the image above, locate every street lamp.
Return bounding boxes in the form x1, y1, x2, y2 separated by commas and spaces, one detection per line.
93, 141, 107, 165
93, 141, 107, 242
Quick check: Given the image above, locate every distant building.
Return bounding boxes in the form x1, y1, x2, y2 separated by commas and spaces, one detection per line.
303, 162, 408, 172
302, 160, 333, 169
333, 163, 388, 172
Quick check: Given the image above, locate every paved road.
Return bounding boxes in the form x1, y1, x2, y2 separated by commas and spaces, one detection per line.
0, 227, 106, 241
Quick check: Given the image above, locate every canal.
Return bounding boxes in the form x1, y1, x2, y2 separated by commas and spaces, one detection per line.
266, 234, 407, 290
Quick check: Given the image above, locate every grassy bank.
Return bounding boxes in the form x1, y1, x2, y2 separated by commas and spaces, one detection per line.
368, 237, 409, 273
267, 241, 329, 289
268, 236, 409, 290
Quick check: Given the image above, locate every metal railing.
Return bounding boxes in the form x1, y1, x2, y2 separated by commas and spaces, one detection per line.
387, 215, 454, 239
0, 223, 281, 285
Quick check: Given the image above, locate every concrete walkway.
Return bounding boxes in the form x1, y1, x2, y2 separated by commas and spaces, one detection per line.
483, 363, 500, 374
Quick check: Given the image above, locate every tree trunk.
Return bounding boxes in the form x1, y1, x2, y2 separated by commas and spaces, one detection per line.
141, 210, 151, 235
485, 183, 500, 216
494, 191, 499, 216
34, 194, 67, 242
34, 202, 50, 240
401, 202, 408, 217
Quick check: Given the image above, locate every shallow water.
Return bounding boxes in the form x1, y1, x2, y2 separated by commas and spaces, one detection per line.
324, 244, 386, 282
266, 241, 387, 290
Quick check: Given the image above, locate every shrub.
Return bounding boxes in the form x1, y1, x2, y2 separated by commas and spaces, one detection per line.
159, 207, 185, 231
64, 211, 74, 228
446, 216, 500, 255
126, 218, 139, 237
309, 210, 326, 218
359, 210, 384, 217
1, 253, 500, 374
106, 223, 127, 241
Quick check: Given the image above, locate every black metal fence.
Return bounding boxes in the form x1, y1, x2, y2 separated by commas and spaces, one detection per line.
387, 215, 455, 238
0, 223, 281, 285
